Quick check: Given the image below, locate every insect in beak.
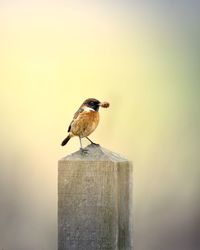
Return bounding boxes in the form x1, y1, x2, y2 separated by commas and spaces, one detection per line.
100, 102, 110, 108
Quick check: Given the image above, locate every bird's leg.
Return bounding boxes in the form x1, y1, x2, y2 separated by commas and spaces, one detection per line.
79, 136, 88, 154
86, 137, 99, 146
79, 136, 83, 149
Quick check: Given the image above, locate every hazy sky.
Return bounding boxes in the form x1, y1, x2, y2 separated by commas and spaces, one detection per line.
0, 1, 200, 250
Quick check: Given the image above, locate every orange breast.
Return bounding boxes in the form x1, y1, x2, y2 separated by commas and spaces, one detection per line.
71, 111, 99, 137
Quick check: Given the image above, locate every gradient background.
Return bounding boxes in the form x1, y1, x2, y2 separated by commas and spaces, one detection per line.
0, 0, 200, 249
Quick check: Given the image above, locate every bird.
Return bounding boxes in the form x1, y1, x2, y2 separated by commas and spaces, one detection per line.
61, 98, 110, 151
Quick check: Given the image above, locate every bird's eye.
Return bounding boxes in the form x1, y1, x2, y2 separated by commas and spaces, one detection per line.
90, 101, 94, 105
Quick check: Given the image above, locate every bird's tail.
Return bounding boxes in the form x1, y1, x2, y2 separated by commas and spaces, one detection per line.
61, 134, 72, 146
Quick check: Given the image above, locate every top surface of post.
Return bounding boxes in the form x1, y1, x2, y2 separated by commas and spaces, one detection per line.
59, 144, 128, 162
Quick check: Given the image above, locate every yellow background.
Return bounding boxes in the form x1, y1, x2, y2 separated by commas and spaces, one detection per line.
0, 1, 199, 249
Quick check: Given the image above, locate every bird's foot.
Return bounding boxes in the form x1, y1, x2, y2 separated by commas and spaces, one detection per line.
80, 148, 89, 154
86, 137, 100, 146
90, 142, 100, 146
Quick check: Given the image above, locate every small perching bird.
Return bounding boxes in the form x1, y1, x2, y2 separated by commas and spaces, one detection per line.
61, 98, 110, 151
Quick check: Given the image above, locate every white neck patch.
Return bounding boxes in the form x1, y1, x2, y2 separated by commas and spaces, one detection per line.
83, 106, 95, 112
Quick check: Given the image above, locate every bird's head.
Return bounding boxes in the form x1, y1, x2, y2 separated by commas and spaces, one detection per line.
82, 98, 110, 111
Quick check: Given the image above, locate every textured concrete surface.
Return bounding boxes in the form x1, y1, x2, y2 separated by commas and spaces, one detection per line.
58, 144, 133, 250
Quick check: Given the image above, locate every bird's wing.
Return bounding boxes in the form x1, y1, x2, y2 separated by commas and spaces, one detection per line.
67, 107, 84, 132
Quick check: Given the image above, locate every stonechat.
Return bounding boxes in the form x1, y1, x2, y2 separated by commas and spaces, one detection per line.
61, 98, 109, 151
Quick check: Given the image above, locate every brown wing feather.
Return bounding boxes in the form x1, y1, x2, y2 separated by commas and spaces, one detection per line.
67, 107, 84, 132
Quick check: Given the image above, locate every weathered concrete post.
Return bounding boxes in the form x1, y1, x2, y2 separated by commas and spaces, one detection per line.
58, 144, 133, 250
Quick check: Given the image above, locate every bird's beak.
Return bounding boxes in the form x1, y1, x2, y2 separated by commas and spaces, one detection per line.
99, 101, 110, 108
